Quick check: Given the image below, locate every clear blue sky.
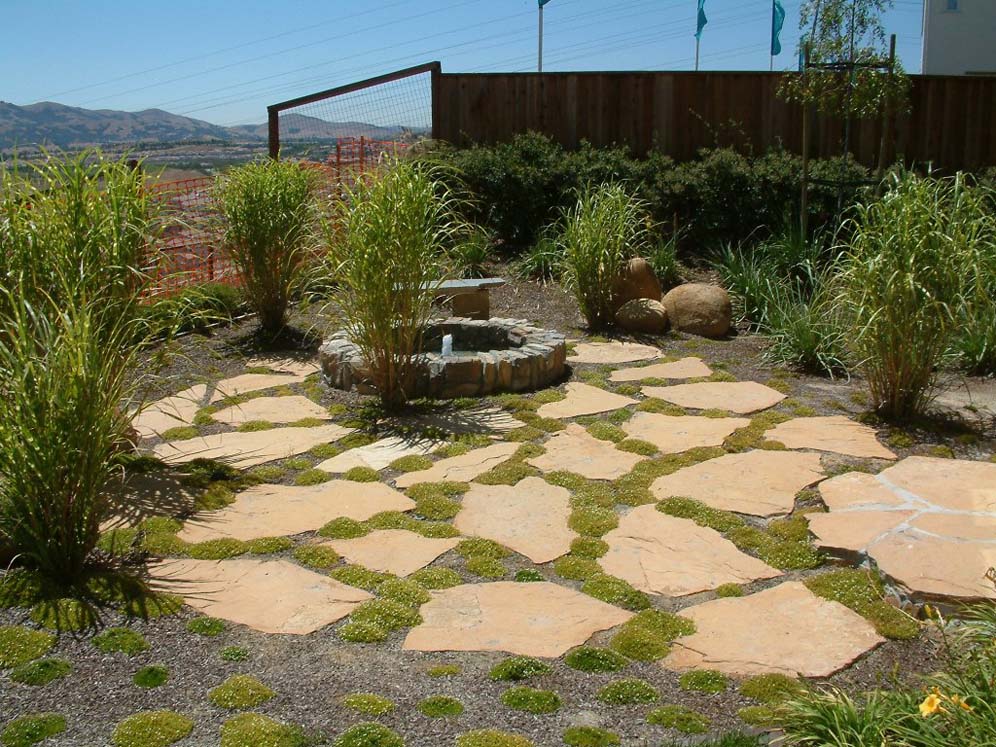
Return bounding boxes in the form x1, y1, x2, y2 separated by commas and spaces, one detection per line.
2, 0, 925, 126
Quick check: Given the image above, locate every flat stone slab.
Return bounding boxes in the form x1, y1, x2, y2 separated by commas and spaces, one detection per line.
325, 530, 460, 577
318, 436, 444, 473
245, 356, 320, 377
567, 341, 661, 365
394, 442, 520, 489
403, 581, 633, 657
651, 451, 825, 517
209, 372, 310, 403
388, 406, 521, 435
211, 395, 330, 426
621, 412, 750, 454
600, 506, 781, 596
766, 416, 896, 459
454, 477, 576, 563
812, 457, 996, 601
150, 558, 370, 635
641, 381, 786, 414
609, 357, 712, 382
153, 423, 354, 469
537, 382, 637, 419
178, 481, 415, 543
102, 472, 199, 530
133, 384, 207, 439
664, 581, 884, 677
527, 424, 646, 480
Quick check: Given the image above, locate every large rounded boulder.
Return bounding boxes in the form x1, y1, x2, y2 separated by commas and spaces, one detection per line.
662, 283, 732, 338
612, 258, 662, 310
615, 298, 668, 334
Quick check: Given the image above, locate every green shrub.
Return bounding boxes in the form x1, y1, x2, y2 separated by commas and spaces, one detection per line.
564, 646, 628, 673
419, 695, 464, 717
646, 705, 710, 734
501, 686, 561, 714
597, 678, 659, 705
9, 658, 71, 686
112, 711, 194, 747
134, 664, 170, 688
217, 159, 319, 334
329, 159, 462, 408
220, 713, 307, 747
334, 723, 404, 747
186, 617, 226, 637
563, 727, 621, 747
342, 693, 395, 715
490, 656, 552, 682
0, 713, 66, 747
93, 627, 149, 655
209, 674, 276, 709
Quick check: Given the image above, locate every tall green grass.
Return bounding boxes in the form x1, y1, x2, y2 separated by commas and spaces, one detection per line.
558, 183, 649, 329
328, 159, 462, 408
217, 159, 320, 335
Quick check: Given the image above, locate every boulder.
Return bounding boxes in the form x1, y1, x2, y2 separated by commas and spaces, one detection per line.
662, 283, 732, 338
614, 298, 668, 334
612, 258, 661, 310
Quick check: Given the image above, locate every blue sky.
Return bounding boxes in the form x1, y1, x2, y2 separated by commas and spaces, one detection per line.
2, 0, 926, 126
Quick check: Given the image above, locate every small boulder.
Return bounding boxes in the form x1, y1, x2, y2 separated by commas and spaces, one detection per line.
662, 283, 732, 338
612, 258, 662, 310
615, 298, 668, 334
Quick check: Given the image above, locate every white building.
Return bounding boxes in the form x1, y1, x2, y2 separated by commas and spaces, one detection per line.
922, 0, 996, 76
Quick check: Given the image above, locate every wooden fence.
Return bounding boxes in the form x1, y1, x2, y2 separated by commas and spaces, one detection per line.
433, 71, 996, 171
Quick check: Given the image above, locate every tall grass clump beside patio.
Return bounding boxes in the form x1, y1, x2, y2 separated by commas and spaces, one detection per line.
558, 182, 649, 330
0, 152, 166, 583
328, 159, 462, 408
839, 172, 996, 419
217, 159, 320, 335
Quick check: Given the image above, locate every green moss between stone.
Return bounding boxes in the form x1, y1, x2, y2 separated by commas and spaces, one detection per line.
248, 465, 287, 482
414, 495, 461, 521
739, 673, 806, 704
290, 417, 326, 428
350, 599, 421, 631
427, 663, 462, 677
554, 555, 602, 581
236, 420, 275, 433
220, 713, 307, 747
490, 656, 552, 682
531, 389, 566, 404
342, 693, 396, 716
466, 557, 507, 578
120, 592, 184, 621
715, 583, 744, 597
562, 726, 620, 747
457, 538, 509, 559
514, 569, 544, 582
187, 538, 248, 560
93, 627, 149, 655
570, 537, 609, 559
473, 460, 539, 486
597, 678, 659, 705
294, 469, 332, 486
161, 426, 199, 441
344, 466, 380, 482
293, 544, 341, 570
505, 426, 545, 442
186, 617, 226, 637
389, 454, 434, 472
616, 438, 657, 456
410, 567, 463, 589
282, 457, 312, 471
333, 722, 404, 747
569, 506, 619, 537
737, 705, 778, 727
220, 646, 250, 662
581, 574, 650, 612
29, 598, 97, 632
329, 565, 392, 591
804, 569, 919, 640
378, 578, 431, 607
609, 609, 695, 661
564, 646, 628, 673
767, 515, 811, 542
419, 695, 464, 717
586, 422, 627, 443
637, 399, 687, 415
112, 711, 194, 747
208, 674, 276, 710
0, 713, 66, 747
646, 705, 710, 734
195, 482, 237, 511
501, 686, 561, 714
678, 669, 728, 693
339, 433, 379, 450
456, 729, 533, 747
246, 536, 294, 554
9, 657, 71, 686
134, 665, 170, 689
309, 443, 342, 459
319, 517, 370, 539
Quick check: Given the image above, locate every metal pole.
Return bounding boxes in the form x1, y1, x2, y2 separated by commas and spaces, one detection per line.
538, 4, 544, 73
695, 37, 700, 71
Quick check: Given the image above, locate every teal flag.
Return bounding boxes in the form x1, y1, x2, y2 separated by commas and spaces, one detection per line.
538, 0, 553, 6
695, 0, 707, 40
771, 0, 786, 56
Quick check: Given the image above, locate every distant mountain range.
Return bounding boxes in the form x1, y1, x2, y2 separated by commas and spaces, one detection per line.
0, 101, 414, 149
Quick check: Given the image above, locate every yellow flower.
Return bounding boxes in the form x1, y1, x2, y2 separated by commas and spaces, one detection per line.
948, 694, 972, 712
919, 692, 943, 717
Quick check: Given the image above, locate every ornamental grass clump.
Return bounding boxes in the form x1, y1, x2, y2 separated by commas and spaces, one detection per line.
216, 159, 320, 334
328, 159, 463, 408
558, 182, 650, 330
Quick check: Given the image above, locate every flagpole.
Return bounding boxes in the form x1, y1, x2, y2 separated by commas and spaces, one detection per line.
770, 0, 774, 70
695, 37, 700, 71
538, 2, 544, 73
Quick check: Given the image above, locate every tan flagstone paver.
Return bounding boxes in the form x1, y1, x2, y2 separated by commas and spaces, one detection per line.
394, 442, 520, 489
599, 506, 781, 596
153, 423, 354, 469
650, 451, 825, 517
324, 529, 460, 577
609, 357, 712, 382
102, 472, 199, 531
244, 356, 319, 377
403, 581, 633, 657
388, 406, 520, 435
209, 372, 311, 403
536, 382, 637, 419
133, 384, 207, 439
664, 581, 884, 677
526, 423, 646, 480
178, 480, 414, 542
567, 341, 661, 365
149, 558, 371, 634
641, 381, 787, 414
621, 412, 750, 454
766, 416, 896, 459
317, 435, 445, 473
210, 395, 330, 426
454, 477, 575, 563
812, 457, 996, 601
